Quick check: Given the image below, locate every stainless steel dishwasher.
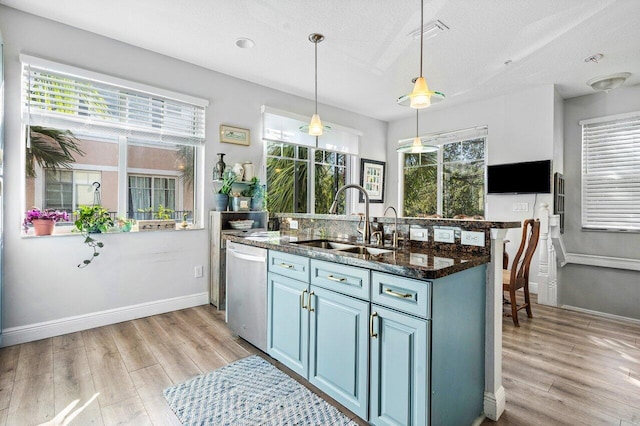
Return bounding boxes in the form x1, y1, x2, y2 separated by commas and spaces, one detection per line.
225, 241, 267, 352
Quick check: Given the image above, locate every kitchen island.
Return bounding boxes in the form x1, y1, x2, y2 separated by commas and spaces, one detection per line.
224, 215, 518, 425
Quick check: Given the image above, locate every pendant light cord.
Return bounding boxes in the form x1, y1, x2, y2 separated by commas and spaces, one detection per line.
419, 0, 424, 78
315, 39, 318, 114
416, 109, 419, 138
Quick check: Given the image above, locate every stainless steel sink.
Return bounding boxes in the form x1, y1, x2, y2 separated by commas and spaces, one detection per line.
290, 239, 356, 250
337, 246, 394, 255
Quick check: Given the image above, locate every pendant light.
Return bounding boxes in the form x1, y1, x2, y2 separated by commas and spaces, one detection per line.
396, 0, 445, 108
397, 109, 438, 153
308, 33, 324, 136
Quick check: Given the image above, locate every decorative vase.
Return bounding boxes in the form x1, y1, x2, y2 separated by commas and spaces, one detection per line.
251, 196, 264, 211
214, 193, 229, 211
32, 219, 55, 236
232, 163, 245, 181
242, 161, 255, 181
213, 153, 226, 181
230, 196, 251, 212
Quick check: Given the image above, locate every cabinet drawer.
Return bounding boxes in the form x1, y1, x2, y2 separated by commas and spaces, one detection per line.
268, 251, 310, 282
310, 259, 370, 300
371, 271, 431, 319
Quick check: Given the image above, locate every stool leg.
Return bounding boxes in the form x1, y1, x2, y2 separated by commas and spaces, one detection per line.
510, 287, 519, 327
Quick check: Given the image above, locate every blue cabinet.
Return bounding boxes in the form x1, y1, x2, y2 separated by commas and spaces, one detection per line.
308, 285, 369, 419
370, 305, 429, 426
267, 272, 309, 377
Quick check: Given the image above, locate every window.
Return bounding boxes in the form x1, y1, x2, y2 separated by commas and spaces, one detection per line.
44, 170, 101, 211
265, 143, 348, 214
401, 127, 486, 218
21, 55, 207, 233
580, 112, 640, 231
128, 175, 177, 219
262, 106, 361, 215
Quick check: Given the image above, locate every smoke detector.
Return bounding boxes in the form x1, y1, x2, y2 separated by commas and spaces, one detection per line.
587, 72, 631, 92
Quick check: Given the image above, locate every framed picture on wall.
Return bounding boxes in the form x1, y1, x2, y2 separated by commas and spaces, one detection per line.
359, 158, 385, 203
220, 125, 250, 146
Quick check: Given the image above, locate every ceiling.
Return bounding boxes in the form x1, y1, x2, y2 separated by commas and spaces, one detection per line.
2, 0, 639, 122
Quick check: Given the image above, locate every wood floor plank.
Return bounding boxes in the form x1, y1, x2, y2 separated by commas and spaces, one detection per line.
15, 349, 53, 381
146, 342, 202, 385
86, 350, 138, 407
180, 340, 228, 373
132, 317, 173, 346
549, 379, 640, 424
82, 326, 119, 356
6, 373, 54, 426
0, 346, 20, 412
100, 394, 152, 426
0, 408, 6, 426
53, 347, 103, 425
130, 364, 181, 425
52, 331, 85, 353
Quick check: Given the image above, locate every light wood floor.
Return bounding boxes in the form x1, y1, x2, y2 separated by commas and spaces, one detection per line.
0, 297, 639, 425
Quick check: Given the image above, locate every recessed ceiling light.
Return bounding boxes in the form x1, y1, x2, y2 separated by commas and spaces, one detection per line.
235, 38, 255, 49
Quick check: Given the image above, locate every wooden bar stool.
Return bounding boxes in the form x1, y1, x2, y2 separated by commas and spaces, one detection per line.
503, 219, 540, 326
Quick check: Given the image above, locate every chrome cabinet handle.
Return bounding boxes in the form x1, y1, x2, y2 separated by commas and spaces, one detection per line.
327, 274, 346, 282
384, 288, 413, 299
308, 291, 315, 312
370, 311, 378, 338
301, 289, 308, 309
279, 263, 294, 269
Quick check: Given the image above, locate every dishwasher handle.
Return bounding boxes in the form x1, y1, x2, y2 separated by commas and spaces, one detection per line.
227, 247, 266, 263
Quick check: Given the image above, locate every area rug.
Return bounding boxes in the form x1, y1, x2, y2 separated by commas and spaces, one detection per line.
163, 355, 358, 426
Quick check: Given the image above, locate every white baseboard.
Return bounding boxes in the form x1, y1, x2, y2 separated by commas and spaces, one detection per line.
560, 304, 640, 325
1, 292, 209, 347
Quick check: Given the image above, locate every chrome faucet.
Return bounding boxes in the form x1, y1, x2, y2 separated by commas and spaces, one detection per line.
383, 206, 399, 248
329, 184, 371, 243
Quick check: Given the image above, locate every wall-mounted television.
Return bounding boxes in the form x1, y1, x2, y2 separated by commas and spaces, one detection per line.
487, 159, 552, 194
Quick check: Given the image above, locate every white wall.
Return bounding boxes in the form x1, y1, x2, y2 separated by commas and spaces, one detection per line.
386, 85, 560, 287
559, 85, 640, 319
0, 6, 387, 345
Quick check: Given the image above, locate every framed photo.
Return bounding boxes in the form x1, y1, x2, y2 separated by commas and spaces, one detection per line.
220, 125, 250, 146
359, 158, 385, 203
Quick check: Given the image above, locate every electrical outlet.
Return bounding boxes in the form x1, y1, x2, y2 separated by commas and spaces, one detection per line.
461, 231, 485, 247
410, 253, 429, 266
290, 219, 298, 230
194, 265, 203, 278
512, 202, 529, 212
433, 228, 454, 243
410, 228, 429, 242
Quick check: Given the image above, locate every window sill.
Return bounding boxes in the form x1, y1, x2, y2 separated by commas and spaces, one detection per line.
22, 224, 204, 238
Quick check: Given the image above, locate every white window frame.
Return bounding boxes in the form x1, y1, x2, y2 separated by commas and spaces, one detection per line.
21, 55, 207, 232
398, 126, 488, 217
580, 111, 640, 231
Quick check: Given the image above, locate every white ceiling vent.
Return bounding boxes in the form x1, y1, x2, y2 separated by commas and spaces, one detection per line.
409, 19, 450, 41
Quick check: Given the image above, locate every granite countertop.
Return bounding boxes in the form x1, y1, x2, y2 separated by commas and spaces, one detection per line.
224, 232, 491, 280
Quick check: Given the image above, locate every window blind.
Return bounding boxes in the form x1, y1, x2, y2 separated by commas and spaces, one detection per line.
261, 105, 360, 155
580, 112, 640, 231
21, 54, 208, 146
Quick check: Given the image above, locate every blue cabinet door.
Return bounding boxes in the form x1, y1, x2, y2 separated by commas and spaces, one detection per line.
267, 272, 309, 377
308, 285, 369, 420
370, 305, 429, 426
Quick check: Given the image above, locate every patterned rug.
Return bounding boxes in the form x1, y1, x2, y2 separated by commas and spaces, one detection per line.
163, 355, 358, 426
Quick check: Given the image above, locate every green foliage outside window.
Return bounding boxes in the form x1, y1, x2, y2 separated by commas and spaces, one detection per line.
403, 139, 485, 217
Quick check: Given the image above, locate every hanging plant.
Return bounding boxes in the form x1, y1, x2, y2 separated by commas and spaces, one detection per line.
74, 205, 114, 268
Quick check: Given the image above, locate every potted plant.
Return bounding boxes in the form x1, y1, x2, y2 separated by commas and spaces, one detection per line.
116, 217, 134, 232
137, 204, 177, 231
246, 177, 266, 211
215, 172, 236, 211
74, 205, 114, 268
23, 208, 69, 236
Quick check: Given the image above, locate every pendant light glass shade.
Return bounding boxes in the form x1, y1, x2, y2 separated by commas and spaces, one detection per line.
397, 0, 444, 108
410, 76, 431, 108
308, 113, 323, 136
397, 109, 438, 153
